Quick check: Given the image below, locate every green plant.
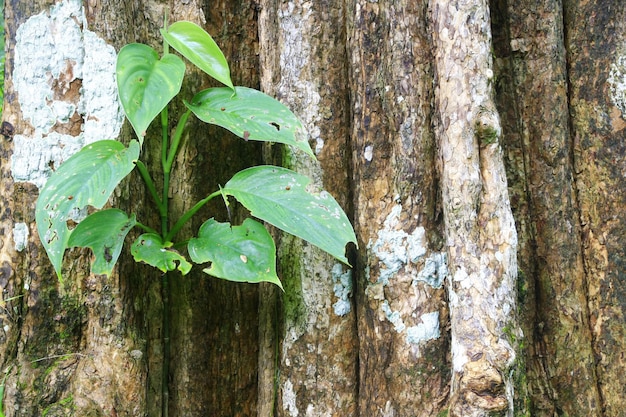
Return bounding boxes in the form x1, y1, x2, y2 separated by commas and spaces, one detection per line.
35, 21, 356, 285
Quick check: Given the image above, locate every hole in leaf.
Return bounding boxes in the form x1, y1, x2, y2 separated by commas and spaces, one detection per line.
66, 219, 78, 230
269, 122, 280, 131
104, 246, 113, 262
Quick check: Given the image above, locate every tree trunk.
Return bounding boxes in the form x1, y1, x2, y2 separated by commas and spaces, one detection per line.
1, 1, 626, 417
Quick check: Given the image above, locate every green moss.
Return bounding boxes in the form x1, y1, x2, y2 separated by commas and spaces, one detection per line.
42, 395, 75, 417
476, 123, 499, 145
278, 235, 307, 333
437, 409, 449, 417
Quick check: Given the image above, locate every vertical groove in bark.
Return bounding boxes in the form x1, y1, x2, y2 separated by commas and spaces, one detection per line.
258, 1, 358, 415
347, 1, 450, 415
165, 1, 263, 416
564, 1, 626, 415
431, 0, 519, 415
489, 2, 534, 414
492, 0, 602, 415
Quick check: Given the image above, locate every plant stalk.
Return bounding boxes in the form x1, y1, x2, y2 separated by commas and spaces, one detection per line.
161, 107, 170, 238
165, 190, 221, 242
161, 272, 171, 417
136, 160, 163, 211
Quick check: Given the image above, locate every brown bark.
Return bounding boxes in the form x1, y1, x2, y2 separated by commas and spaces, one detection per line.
258, 1, 358, 416
431, 0, 520, 415
2, 1, 626, 417
564, 1, 626, 415
164, 2, 263, 416
492, 0, 602, 415
347, 1, 450, 415
1, 1, 150, 416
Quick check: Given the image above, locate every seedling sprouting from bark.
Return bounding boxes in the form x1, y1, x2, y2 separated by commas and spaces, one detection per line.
35, 21, 356, 287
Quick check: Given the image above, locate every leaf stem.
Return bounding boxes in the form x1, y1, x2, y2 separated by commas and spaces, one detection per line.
136, 160, 163, 211
160, 106, 170, 238
165, 190, 222, 242
161, 272, 170, 417
136, 221, 159, 235
164, 109, 192, 173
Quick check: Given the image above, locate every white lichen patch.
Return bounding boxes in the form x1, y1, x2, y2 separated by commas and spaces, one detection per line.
331, 263, 352, 316
12, 222, 29, 252
368, 204, 444, 286
364, 144, 374, 161
414, 251, 448, 289
11, 0, 123, 187
11, 132, 84, 188
406, 311, 440, 345
382, 300, 406, 332
282, 378, 300, 417
608, 52, 626, 115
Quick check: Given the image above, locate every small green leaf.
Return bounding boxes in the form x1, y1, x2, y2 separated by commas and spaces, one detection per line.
186, 87, 314, 157
36, 140, 140, 278
131, 233, 192, 275
222, 166, 356, 264
188, 218, 282, 288
161, 21, 234, 90
116, 43, 185, 142
68, 209, 136, 276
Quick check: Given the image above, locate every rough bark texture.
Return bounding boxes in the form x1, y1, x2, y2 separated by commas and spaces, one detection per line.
564, 1, 626, 415
0, 1, 149, 416
346, 1, 451, 415
431, 0, 519, 415
2, 1, 626, 417
258, 1, 359, 416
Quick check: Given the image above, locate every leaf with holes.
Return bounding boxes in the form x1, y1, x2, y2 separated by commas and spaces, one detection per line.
131, 233, 192, 274
116, 43, 185, 142
36, 140, 140, 278
161, 21, 234, 90
222, 166, 356, 264
185, 87, 314, 157
188, 218, 282, 288
68, 209, 136, 276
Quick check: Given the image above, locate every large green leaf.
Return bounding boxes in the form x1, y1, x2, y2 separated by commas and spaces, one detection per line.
222, 166, 356, 264
185, 87, 314, 157
188, 218, 282, 288
116, 43, 185, 142
131, 233, 192, 275
68, 209, 136, 276
36, 140, 140, 278
161, 21, 234, 90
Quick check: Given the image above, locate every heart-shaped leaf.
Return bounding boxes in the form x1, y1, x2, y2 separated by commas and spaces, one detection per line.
116, 43, 185, 142
131, 233, 192, 275
68, 209, 136, 276
188, 218, 282, 288
36, 140, 140, 278
222, 166, 356, 264
161, 21, 234, 90
186, 87, 314, 157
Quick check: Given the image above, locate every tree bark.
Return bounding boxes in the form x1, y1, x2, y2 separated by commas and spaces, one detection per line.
2, 1, 626, 417
346, 1, 451, 415
1, 1, 151, 416
564, 1, 626, 415
431, 0, 519, 415
258, 1, 359, 416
